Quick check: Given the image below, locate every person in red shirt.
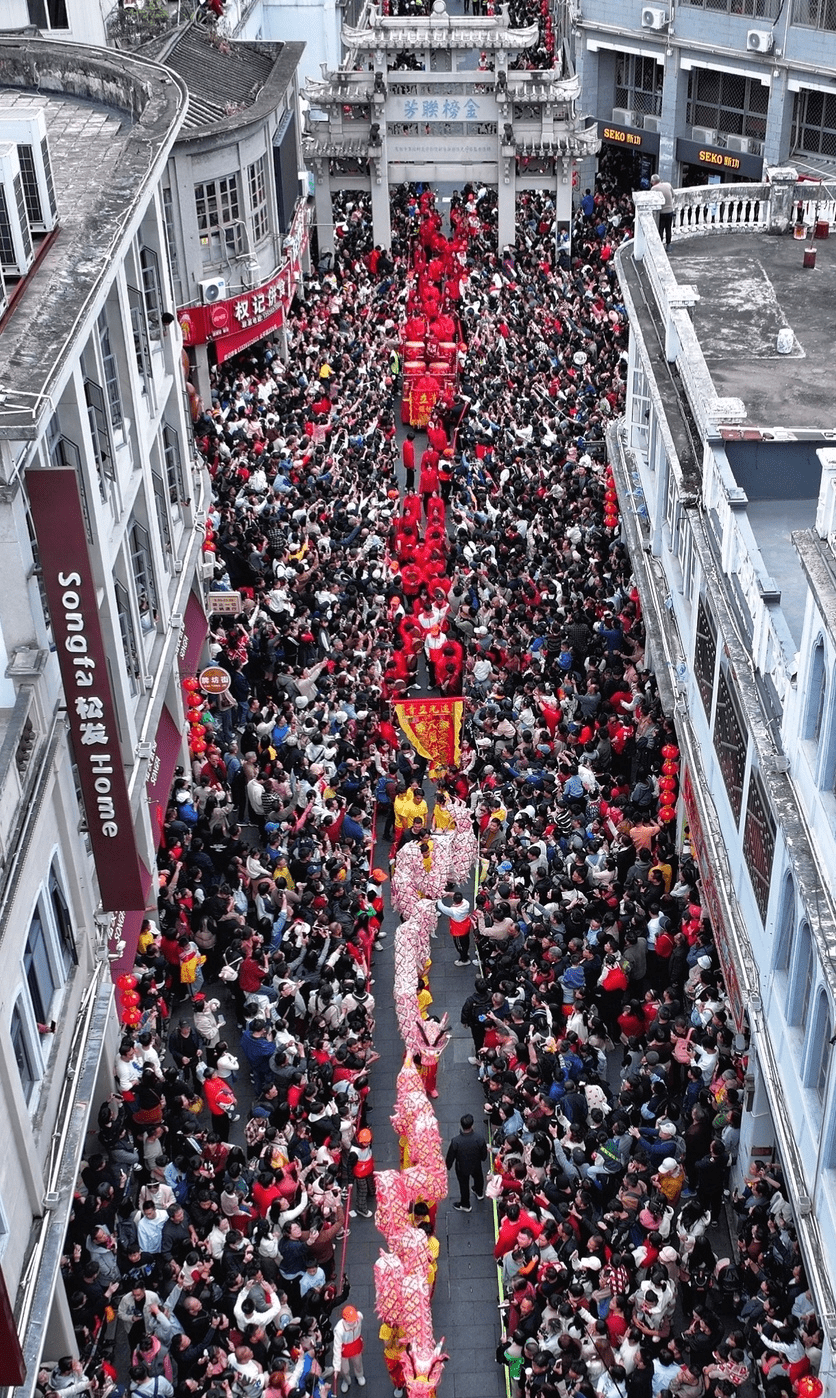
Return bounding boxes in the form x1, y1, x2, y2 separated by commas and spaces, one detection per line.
203, 1068, 237, 1141
418, 448, 439, 513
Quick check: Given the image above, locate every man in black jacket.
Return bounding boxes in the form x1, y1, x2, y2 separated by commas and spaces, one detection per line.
445, 1114, 488, 1212
460, 978, 492, 1063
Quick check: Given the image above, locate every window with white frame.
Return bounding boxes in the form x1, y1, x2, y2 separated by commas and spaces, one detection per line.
248, 156, 269, 244
10, 879, 74, 1105
774, 872, 795, 975
27, 0, 68, 27
630, 363, 651, 456
152, 467, 173, 558
163, 424, 186, 505
46, 412, 93, 543
115, 577, 141, 696
805, 638, 827, 742
140, 245, 163, 341
50, 866, 77, 968
161, 185, 182, 304
25, 905, 61, 1025
788, 922, 814, 1027
96, 310, 124, 433
84, 377, 115, 500
129, 519, 158, 635
11, 998, 39, 1104
807, 991, 832, 1097
127, 284, 153, 399
195, 175, 243, 267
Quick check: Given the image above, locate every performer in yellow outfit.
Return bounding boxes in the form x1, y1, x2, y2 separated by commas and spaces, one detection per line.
379, 1321, 406, 1396
430, 791, 455, 832
392, 784, 428, 847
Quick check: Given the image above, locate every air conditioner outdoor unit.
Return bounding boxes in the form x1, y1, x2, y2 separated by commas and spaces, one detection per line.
0, 143, 33, 278
643, 114, 663, 134
0, 108, 57, 232
747, 27, 774, 51
199, 276, 226, 305
749, 137, 764, 155
725, 135, 749, 152
691, 126, 718, 147
611, 107, 636, 127
641, 6, 669, 29
200, 559, 217, 580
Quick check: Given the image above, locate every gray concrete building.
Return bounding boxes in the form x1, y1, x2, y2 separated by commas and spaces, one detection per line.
574, 0, 836, 190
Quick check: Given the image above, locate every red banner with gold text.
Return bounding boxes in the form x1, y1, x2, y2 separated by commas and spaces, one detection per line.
394, 697, 463, 774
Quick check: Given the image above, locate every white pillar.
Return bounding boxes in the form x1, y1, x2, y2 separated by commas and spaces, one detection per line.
314, 162, 334, 257
497, 144, 516, 250
370, 147, 392, 249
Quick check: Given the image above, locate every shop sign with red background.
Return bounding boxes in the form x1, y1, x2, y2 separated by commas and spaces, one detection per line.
27, 469, 146, 912
179, 202, 310, 364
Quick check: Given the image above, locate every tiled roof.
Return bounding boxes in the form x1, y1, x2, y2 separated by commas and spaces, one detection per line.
162, 26, 278, 129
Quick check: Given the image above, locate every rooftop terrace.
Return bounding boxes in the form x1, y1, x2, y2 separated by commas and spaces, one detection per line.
0, 37, 187, 439
668, 232, 836, 436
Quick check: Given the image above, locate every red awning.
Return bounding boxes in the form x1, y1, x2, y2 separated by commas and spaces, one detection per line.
147, 703, 184, 840
178, 590, 207, 679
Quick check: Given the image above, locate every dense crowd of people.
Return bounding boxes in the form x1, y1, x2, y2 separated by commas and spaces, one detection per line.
48, 175, 822, 1398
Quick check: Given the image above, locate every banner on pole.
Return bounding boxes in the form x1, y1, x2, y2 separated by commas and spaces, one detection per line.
394, 696, 463, 774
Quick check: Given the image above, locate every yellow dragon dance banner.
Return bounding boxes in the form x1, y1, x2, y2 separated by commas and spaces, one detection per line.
394, 696, 463, 774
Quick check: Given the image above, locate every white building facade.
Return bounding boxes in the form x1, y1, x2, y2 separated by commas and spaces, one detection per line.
611, 177, 836, 1379
150, 20, 306, 397
0, 36, 210, 1390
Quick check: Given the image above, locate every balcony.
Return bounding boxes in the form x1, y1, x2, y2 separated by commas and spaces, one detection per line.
621, 172, 836, 700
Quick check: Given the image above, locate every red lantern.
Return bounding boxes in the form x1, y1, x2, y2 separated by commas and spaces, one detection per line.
659, 804, 677, 823
605, 487, 618, 503
661, 743, 680, 759
119, 990, 140, 1008
190, 739, 207, 756
658, 776, 677, 793
796, 1380, 823, 1398
187, 692, 203, 709
182, 676, 200, 692
121, 1007, 142, 1027
203, 541, 216, 553
117, 973, 137, 992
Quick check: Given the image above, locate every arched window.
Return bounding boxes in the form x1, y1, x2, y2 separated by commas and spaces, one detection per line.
806, 990, 833, 1098
774, 872, 795, 974
805, 638, 827, 743
788, 922, 814, 1027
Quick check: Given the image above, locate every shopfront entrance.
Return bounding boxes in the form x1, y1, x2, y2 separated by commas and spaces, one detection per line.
676, 135, 764, 186
597, 119, 659, 193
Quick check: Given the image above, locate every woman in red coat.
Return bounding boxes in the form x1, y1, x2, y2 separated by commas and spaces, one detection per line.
203, 1067, 237, 1141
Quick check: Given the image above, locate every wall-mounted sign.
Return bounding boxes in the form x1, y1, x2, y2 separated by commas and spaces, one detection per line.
386, 94, 497, 122
26, 468, 145, 913
199, 665, 232, 695
207, 591, 243, 616
676, 137, 764, 180
388, 137, 497, 160
179, 200, 310, 363
598, 119, 660, 156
